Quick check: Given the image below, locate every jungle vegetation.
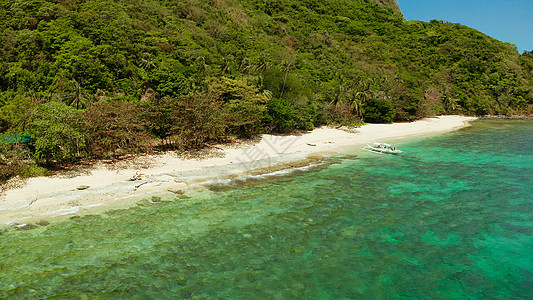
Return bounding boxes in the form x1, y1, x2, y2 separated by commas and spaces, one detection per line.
1, 0, 532, 180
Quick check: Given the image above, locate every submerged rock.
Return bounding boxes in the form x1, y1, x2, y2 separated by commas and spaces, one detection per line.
36, 220, 50, 226
15, 223, 38, 231
168, 188, 185, 195
136, 199, 153, 206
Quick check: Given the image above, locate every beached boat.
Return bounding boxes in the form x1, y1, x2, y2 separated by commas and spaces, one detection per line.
363, 142, 403, 154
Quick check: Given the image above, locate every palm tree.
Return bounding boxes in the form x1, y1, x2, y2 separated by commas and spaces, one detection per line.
255, 55, 269, 73
195, 56, 207, 76
139, 52, 156, 71
261, 89, 273, 100
329, 72, 346, 106
279, 60, 292, 98
442, 95, 459, 111
64, 79, 91, 109
191, 56, 208, 91
239, 57, 252, 74
348, 77, 375, 117
349, 91, 367, 117
220, 56, 233, 75
254, 55, 270, 91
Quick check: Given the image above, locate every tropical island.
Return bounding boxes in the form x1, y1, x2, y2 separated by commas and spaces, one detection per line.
0, 0, 532, 198
2, 1, 533, 298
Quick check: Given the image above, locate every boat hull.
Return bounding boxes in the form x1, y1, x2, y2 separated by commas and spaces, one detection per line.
365, 147, 403, 154
363, 142, 403, 154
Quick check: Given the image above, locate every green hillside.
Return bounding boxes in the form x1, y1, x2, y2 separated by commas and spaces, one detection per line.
1, 0, 533, 177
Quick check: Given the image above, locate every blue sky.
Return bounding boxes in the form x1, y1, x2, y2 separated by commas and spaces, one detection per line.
397, 0, 533, 53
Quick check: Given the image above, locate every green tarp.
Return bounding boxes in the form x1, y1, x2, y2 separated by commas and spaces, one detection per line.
0, 133, 33, 144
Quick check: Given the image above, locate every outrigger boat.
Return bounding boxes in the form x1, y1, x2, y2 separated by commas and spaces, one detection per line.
363, 142, 403, 154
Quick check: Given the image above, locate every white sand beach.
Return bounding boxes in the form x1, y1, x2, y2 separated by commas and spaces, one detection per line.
0, 115, 476, 227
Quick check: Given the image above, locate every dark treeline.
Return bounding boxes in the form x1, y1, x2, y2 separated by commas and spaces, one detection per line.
1, 0, 533, 180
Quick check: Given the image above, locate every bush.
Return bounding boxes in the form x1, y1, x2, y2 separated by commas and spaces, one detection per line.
29, 102, 85, 165
175, 93, 227, 147
321, 103, 362, 126
0, 142, 26, 182
292, 100, 320, 131
209, 77, 268, 137
363, 98, 396, 123
144, 94, 226, 149
82, 101, 151, 158
263, 97, 295, 133
0, 141, 48, 183
0, 93, 36, 131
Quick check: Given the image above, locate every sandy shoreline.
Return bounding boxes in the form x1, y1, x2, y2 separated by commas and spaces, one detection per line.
0, 115, 476, 227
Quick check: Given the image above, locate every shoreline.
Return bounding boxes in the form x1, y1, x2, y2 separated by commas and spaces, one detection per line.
480, 115, 533, 120
0, 115, 476, 228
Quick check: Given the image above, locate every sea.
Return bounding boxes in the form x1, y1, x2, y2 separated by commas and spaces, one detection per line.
1, 119, 532, 299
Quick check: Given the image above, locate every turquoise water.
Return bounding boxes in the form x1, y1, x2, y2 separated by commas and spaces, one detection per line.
1, 120, 532, 299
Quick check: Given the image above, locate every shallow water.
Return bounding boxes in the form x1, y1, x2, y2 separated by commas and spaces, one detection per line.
1, 120, 532, 299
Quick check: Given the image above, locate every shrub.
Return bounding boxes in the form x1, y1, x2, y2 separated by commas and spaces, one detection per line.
0, 93, 36, 131
363, 98, 396, 123
0, 142, 27, 183
29, 102, 85, 165
321, 103, 362, 126
263, 97, 295, 133
292, 100, 319, 131
208, 77, 268, 136
82, 101, 150, 158
144, 94, 226, 149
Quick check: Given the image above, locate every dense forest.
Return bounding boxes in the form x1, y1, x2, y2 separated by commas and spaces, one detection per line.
1, 0, 533, 180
